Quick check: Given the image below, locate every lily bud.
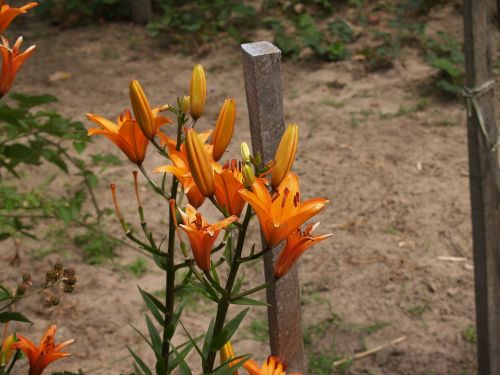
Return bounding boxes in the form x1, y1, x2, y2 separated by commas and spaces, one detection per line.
212, 98, 236, 161
242, 164, 255, 187
0, 334, 15, 366
271, 124, 298, 188
185, 129, 215, 196
240, 142, 251, 163
181, 95, 191, 114
189, 64, 206, 120
130, 80, 155, 140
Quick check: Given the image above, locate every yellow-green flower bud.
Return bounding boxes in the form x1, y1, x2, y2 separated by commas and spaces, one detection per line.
130, 80, 156, 140
185, 129, 215, 196
271, 124, 298, 188
181, 95, 190, 114
240, 142, 251, 163
242, 164, 255, 187
189, 65, 206, 120
212, 98, 236, 161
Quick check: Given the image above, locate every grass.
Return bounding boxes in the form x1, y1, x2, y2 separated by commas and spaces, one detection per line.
249, 318, 268, 342
123, 258, 147, 278
463, 325, 476, 344
406, 305, 427, 317
320, 99, 345, 108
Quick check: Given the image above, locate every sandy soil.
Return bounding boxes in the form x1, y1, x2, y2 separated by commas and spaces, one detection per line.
1, 3, 496, 374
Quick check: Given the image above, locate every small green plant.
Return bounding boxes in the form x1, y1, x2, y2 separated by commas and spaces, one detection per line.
425, 31, 464, 96
463, 325, 476, 344
249, 318, 268, 342
124, 257, 148, 278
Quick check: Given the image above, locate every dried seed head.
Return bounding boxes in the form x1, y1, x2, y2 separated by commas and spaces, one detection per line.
49, 296, 60, 306
53, 262, 63, 272
63, 284, 74, 294
63, 276, 77, 286
15, 284, 26, 296
46, 270, 57, 283
22, 271, 32, 283
63, 268, 76, 277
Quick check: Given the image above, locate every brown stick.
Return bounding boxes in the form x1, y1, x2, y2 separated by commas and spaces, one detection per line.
333, 336, 407, 367
241, 41, 305, 373
463, 1, 500, 374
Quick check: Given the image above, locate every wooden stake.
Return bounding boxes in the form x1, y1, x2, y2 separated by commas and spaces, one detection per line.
241, 41, 305, 373
463, 1, 500, 374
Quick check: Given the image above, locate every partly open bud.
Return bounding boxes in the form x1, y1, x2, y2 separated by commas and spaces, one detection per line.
271, 124, 298, 188
242, 164, 255, 187
185, 129, 215, 196
181, 95, 191, 114
212, 98, 236, 161
130, 80, 155, 140
189, 64, 206, 120
219, 342, 239, 375
240, 142, 251, 163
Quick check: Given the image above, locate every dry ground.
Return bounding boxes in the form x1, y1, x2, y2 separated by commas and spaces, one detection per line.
2, 3, 497, 374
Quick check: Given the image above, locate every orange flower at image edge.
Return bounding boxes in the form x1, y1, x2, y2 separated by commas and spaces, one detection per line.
12, 324, 74, 375
239, 173, 328, 247
0, 36, 35, 97
244, 355, 302, 375
0, 0, 38, 34
179, 204, 237, 271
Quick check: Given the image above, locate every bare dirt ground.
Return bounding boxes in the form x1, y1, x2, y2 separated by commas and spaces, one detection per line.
2, 3, 496, 374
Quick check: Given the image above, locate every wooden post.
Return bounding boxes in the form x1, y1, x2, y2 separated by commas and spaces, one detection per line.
128, 0, 152, 24
241, 41, 305, 373
463, 1, 500, 374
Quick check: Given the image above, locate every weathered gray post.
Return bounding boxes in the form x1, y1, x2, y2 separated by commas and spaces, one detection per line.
241, 41, 305, 373
463, 1, 500, 374
128, 0, 152, 24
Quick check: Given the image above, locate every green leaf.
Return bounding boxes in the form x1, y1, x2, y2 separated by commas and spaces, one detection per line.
212, 354, 252, 375
0, 285, 12, 302
72, 141, 87, 154
127, 346, 153, 375
165, 301, 184, 341
170, 345, 192, 375
138, 287, 165, 326
202, 318, 215, 364
0, 311, 32, 324
210, 308, 249, 351
10, 93, 57, 108
4, 144, 40, 165
145, 314, 162, 359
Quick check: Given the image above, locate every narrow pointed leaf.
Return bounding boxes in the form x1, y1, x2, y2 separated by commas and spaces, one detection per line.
127, 346, 153, 375
210, 308, 249, 351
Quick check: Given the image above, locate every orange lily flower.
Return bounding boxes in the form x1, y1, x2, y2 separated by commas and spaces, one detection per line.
154, 130, 215, 208
239, 173, 328, 247
274, 222, 332, 278
12, 324, 74, 375
0, 36, 35, 97
87, 109, 150, 165
243, 356, 302, 375
0, 1, 38, 34
219, 342, 240, 375
179, 204, 237, 271
214, 159, 246, 217
154, 148, 206, 208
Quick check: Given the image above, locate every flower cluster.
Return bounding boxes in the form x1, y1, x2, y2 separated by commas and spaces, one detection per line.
0, 0, 37, 98
87, 63, 331, 373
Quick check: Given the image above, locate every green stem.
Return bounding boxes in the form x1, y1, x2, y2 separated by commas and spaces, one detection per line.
204, 205, 252, 373
139, 164, 170, 200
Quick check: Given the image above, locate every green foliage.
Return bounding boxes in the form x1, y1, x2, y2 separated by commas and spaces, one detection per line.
148, 1, 257, 47
463, 325, 476, 344
37, 0, 131, 26
425, 31, 464, 96
0, 93, 119, 261
74, 229, 120, 264
124, 257, 148, 277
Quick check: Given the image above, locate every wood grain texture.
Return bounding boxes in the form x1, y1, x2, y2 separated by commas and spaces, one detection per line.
128, 0, 152, 24
463, 2, 500, 374
241, 41, 305, 373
